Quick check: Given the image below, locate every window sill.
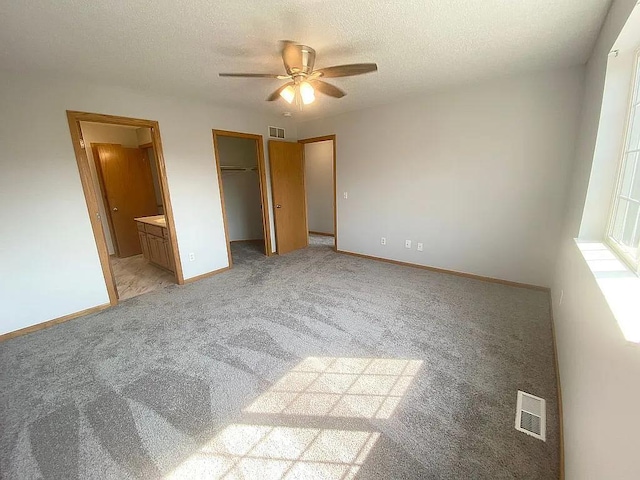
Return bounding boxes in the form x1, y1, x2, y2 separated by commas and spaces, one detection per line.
576, 239, 640, 343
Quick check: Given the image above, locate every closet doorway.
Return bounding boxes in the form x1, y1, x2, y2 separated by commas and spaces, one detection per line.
212, 130, 272, 265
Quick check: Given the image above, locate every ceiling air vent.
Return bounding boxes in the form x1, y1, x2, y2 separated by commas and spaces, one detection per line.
515, 390, 546, 441
268, 126, 285, 139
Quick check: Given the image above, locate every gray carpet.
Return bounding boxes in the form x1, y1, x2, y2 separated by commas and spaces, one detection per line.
0, 235, 558, 479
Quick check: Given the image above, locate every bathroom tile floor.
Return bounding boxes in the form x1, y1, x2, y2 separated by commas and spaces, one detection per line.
110, 254, 175, 300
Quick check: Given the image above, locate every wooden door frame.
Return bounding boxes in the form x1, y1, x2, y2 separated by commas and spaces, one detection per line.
298, 135, 337, 251
212, 129, 273, 266
66, 110, 185, 307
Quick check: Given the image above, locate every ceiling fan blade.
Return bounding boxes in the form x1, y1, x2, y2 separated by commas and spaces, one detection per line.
314, 63, 378, 78
266, 82, 294, 101
311, 80, 346, 98
219, 73, 290, 79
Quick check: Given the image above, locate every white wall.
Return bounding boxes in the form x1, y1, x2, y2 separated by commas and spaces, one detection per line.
305, 140, 334, 235
80, 122, 141, 255
551, 1, 640, 479
0, 72, 295, 336
217, 136, 264, 241
299, 67, 585, 287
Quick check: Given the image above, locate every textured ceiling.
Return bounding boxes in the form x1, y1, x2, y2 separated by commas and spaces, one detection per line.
0, 0, 611, 120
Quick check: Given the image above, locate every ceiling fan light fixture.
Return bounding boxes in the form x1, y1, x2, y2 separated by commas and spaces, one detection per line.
221, 42, 378, 105
300, 81, 315, 105
280, 85, 295, 104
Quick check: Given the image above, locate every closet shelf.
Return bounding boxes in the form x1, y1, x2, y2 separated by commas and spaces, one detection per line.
220, 165, 258, 172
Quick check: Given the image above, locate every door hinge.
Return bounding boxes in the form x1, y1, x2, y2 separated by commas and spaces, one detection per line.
96, 212, 101, 220
79, 138, 86, 149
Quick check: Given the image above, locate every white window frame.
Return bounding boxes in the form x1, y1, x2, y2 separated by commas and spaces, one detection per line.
606, 49, 640, 275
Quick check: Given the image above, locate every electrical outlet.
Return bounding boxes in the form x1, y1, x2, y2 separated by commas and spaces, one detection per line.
381, 237, 386, 245
405, 240, 412, 249
343, 192, 348, 199
189, 252, 195, 262
417, 242, 423, 251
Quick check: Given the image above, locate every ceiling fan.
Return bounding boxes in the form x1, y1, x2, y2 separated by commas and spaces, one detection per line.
219, 41, 378, 107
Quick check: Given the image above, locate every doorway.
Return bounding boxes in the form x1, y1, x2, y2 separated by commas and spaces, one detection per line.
299, 135, 337, 251
212, 130, 272, 266
67, 111, 183, 306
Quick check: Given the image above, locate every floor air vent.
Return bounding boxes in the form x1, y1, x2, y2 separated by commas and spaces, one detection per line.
515, 390, 546, 441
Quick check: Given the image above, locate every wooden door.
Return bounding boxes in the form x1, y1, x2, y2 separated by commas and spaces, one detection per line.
269, 140, 308, 254
93, 144, 158, 257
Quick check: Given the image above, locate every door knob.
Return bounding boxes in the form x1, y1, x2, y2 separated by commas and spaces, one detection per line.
276, 204, 282, 209
112, 207, 118, 212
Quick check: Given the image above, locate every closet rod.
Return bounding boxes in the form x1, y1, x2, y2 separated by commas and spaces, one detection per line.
220, 165, 258, 172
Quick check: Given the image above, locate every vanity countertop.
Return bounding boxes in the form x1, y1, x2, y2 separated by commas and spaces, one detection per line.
134, 215, 166, 227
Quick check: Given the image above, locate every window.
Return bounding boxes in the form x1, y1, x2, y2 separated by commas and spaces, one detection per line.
607, 51, 640, 273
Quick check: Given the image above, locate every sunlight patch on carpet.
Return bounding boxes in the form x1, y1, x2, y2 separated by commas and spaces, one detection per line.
245, 357, 422, 419
165, 424, 379, 479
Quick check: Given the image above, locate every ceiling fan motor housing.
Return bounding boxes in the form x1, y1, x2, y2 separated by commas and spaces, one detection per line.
285, 44, 316, 77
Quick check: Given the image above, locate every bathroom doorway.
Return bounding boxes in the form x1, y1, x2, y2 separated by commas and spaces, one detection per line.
67, 111, 183, 305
